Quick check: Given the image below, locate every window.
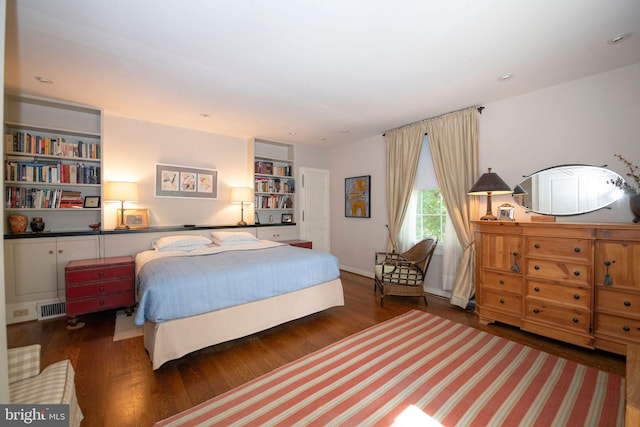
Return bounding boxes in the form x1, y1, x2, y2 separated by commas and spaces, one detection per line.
416, 189, 447, 242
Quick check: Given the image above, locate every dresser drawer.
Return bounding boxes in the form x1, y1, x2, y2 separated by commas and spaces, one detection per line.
527, 280, 589, 308
482, 271, 521, 293
595, 313, 640, 342
66, 263, 133, 284
66, 278, 134, 299
525, 237, 591, 261
480, 289, 521, 316
66, 292, 134, 317
524, 300, 590, 333
525, 259, 590, 285
596, 288, 640, 316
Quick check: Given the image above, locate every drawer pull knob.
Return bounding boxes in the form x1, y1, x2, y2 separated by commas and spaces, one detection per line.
499, 299, 505, 304
499, 279, 505, 285
534, 265, 540, 270
48, 250, 54, 255
99, 300, 105, 306
574, 247, 581, 253
573, 294, 580, 300
573, 271, 580, 276
99, 286, 104, 292
534, 243, 540, 249
98, 271, 104, 277
572, 317, 579, 323
603, 261, 613, 286
533, 308, 539, 314
624, 301, 631, 307
623, 326, 631, 332
511, 252, 520, 273
58, 249, 63, 254
534, 287, 540, 292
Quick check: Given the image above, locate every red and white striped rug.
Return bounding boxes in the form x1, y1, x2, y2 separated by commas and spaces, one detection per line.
155, 310, 625, 426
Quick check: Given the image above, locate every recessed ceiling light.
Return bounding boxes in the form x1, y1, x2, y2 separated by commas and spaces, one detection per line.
318, 137, 327, 141
288, 131, 297, 136
339, 129, 350, 134
200, 113, 210, 118
607, 33, 631, 45
35, 76, 53, 84
498, 73, 513, 82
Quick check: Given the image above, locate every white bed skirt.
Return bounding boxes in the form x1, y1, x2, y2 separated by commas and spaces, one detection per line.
143, 278, 344, 369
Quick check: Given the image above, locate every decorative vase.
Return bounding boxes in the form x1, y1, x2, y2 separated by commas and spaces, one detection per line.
630, 194, 640, 224
30, 217, 45, 232
8, 214, 28, 233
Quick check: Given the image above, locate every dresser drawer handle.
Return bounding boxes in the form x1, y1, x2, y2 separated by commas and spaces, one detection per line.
533, 308, 539, 314
49, 250, 54, 255
499, 299, 505, 304
534, 243, 540, 249
534, 287, 540, 292
98, 271, 104, 277
572, 317, 579, 323
573, 294, 580, 300
534, 265, 540, 270
99, 286, 104, 293
574, 247, 581, 253
624, 301, 631, 307
623, 326, 631, 332
573, 271, 580, 276
499, 279, 505, 285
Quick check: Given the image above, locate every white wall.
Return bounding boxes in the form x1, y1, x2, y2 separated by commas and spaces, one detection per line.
331, 63, 640, 282
102, 116, 251, 229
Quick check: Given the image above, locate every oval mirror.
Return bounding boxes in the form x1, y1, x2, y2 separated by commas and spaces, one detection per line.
513, 164, 624, 216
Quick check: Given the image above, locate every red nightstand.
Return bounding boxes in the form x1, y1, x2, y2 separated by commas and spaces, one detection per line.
65, 256, 135, 324
281, 240, 313, 249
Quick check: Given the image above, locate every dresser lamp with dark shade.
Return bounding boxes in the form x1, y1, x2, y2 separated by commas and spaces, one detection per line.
231, 187, 254, 226
104, 181, 139, 229
468, 168, 513, 220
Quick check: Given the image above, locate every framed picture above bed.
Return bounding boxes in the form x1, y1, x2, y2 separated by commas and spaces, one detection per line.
155, 163, 219, 199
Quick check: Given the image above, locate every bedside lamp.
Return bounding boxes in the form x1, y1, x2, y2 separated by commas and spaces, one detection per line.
231, 187, 254, 226
104, 181, 139, 230
468, 168, 513, 220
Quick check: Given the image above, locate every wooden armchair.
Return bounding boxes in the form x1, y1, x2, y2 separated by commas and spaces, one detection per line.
374, 237, 438, 307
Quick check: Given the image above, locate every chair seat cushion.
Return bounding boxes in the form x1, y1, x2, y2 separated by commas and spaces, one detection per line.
374, 264, 423, 286
10, 360, 74, 404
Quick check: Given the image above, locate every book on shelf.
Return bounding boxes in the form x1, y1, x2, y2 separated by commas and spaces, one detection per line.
4, 160, 100, 185
6, 132, 100, 160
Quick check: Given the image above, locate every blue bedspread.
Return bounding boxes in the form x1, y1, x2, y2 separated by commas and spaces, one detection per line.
135, 244, 340, 326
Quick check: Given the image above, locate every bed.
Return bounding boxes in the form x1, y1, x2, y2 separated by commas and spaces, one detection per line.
134, 232, 344, 370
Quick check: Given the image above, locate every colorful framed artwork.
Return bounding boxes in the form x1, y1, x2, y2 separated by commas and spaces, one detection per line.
155, 163, 218, 199
345, 175, 371, 218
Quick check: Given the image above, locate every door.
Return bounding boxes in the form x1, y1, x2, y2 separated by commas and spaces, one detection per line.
300, 168, 330, 252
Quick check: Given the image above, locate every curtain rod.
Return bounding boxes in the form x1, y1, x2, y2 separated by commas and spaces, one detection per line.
382, 105, 484, 137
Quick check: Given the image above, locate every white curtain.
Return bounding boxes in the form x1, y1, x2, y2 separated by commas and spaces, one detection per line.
423, 107, 479, 308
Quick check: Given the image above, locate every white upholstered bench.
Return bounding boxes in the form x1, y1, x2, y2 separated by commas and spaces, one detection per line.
8, 344, 83, 427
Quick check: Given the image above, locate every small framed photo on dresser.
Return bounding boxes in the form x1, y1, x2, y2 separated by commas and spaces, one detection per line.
497, 203, 515, 221
281, 213, 293, 223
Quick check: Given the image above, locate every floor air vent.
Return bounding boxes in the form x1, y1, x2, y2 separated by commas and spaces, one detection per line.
36, 302, 66, 320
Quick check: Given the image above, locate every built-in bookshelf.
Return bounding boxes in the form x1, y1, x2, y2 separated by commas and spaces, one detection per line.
252, 139, 295, 225
3, 95, 102, 233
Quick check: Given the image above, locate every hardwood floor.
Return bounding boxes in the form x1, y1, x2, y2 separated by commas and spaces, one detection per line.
7, 271, 626, 427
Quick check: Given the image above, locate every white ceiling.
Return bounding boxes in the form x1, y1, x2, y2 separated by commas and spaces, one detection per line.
5, 1, 640, 146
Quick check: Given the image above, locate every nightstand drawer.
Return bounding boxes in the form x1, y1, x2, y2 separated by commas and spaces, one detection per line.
66, 264, 133, 284
66, 292, 134, 317
66, 279, 134, 299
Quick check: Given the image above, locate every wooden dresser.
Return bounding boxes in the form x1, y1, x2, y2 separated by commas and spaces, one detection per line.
475, 221, 640, 355
65, 256, 135, 322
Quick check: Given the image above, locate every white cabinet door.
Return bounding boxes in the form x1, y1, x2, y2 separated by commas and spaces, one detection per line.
256, 226, 297, 241
5, 238, 58, 303
4, 236, 100, 304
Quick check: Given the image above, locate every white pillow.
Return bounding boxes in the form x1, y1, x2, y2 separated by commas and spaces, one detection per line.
152, 235, 212, 251
210, 231, 258, 243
